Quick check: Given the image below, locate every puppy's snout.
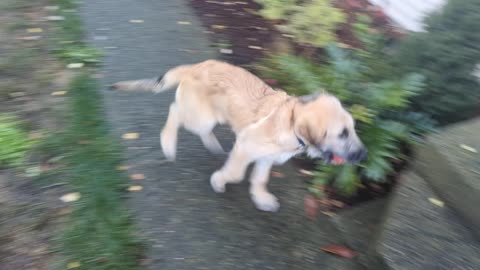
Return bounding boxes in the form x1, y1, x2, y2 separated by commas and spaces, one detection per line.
348, 148, 367, 163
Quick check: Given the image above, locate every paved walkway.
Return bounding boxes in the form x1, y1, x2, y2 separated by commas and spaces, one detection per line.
80, 1, 356, 269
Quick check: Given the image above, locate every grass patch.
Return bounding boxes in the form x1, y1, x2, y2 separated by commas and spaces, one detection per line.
0, 114, 34, 168
49, 0, 102, 64
54, 74, 144, 270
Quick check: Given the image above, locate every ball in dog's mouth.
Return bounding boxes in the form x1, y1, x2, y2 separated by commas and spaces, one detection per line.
332, 155, 345, 165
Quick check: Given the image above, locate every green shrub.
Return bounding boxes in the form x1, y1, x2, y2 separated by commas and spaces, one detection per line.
0, 114, 34, 168
393, 0, 480, 124
257, 45, 434, 196
255, 0, 346, 47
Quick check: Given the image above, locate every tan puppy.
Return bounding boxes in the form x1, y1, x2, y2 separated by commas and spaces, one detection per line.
112, 60, 366, 212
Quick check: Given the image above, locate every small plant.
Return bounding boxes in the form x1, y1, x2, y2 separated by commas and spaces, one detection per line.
255, 0, 346, 47
58, 46, 103, 64
0, 114, 34, 168
257, 44, 434, 196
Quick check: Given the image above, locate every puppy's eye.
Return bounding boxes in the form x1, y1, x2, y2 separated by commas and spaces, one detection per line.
339, 128, 349, 139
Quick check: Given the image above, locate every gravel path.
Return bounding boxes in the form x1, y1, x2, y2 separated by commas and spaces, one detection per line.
80, 1, 356, 269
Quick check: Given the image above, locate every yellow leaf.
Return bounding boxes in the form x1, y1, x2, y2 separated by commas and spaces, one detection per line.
248, 45, 263, 50
51, 91, 67, 96
428, 197, 444, 207
130, 173, 145, 180
27, 28, 43, 33
60, 192, 81, 202
211, 24, 227, 29
116, 165, 130, 171
459, 144, 477, 153
128, 185, 143, 191
129, 19, 144, 23
67, 261, 81, 269
66, 63, 84, 69
299, 169, 314, 176
177, 21, 191, 25
122, 133, 139, 140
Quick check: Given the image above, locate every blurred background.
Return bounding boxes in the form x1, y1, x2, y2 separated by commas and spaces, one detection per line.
1, 0, 479, 270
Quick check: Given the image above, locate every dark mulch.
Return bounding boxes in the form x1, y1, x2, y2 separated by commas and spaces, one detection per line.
188, 0, 402, 65
188, 0, 278, 66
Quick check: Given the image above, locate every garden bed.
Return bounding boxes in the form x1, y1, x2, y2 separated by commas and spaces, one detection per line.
188, 0, 401, 65
188, 0, 410, 211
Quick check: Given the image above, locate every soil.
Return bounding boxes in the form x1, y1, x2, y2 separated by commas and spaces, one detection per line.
188, 0, 406, 210
0, 0, 71, 269
187, 0, 402, 66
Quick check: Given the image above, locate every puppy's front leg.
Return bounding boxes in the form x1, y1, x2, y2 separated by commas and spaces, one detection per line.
210, 142, 252, 193
249, 160, 278, 212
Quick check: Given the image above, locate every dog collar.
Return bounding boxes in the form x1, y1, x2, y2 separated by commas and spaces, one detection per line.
296, 135, 306, 148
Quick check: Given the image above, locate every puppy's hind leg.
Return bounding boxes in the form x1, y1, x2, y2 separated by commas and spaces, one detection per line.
200, 131, 225, 155
160, 103, 180, 161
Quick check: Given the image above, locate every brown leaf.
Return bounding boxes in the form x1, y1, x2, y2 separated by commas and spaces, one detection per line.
320, 245, 357, 259
271, 171, 285, 178
130, 173, 145, 180
304, 194, 319, 220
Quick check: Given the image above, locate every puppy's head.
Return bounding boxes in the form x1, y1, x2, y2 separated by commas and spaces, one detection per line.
293, 93, 367, 164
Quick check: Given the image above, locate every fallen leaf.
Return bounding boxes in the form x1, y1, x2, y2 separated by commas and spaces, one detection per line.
116, 165, 130, 171
8, 91, 26, 98
128, 185, 143, 191
93, 35, 108, 40
78, 140, 91, 145
299, 169, 315, 176
44, 5, 59, 11
281, 33, 295, 38
129, 19, 144, 23
321, 211, 336, 217
25, 166, 42, 177
321, 245, 357, 259
428, 197, 444, 207
330, 200, 345, 208
60, 192, 81, 202
219, 48, 233, 54
51, 91, 67, 96
177, 21, 191, 25
459, 144, 477, 153
27, 28, 43, 33
17, 36, 42, 41
122, 133, 139, 140
248, 45, 263, 50
271, 171, 285, 178
29, 132, 44, 139
66, 63, 84, 69
130, 173, 145, 180
67, 261, 81, 269
211, 24, 227, 29
58, 207, 73, 216
304, 194, 319, 220
137, 258, 151, 266
45, 15, 64, 21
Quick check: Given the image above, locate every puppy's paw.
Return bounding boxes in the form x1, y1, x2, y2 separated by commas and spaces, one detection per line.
210, 171, 226, 193
160, 134, 176, 161
251, 192, 280, 212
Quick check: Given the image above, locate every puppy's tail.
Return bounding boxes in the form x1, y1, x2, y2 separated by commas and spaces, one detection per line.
110, 64, 194, 93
